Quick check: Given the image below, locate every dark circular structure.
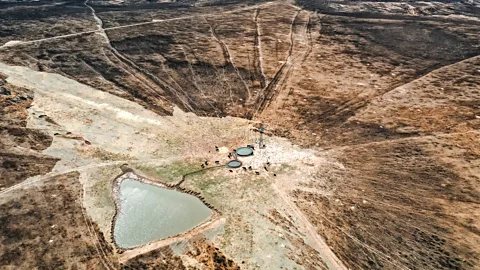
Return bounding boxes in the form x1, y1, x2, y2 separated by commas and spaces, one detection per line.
236, 147, 254, 156
227, 160, 242, 168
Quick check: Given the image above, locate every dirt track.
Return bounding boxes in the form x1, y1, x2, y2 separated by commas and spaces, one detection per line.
1, 0, 479, 268
271, 182, 347, 269
0, 61, 341, 269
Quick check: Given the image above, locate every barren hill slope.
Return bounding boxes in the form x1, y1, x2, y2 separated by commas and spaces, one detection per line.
0, 0, 479, 269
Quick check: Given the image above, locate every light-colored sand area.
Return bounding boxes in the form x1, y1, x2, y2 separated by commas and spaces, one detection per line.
0, 62, 345, 269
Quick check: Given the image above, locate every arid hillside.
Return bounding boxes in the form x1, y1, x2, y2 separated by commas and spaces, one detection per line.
0, 0, 479, 269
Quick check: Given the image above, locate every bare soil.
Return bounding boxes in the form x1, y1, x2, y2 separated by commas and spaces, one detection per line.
0, 75, 58, 189
123, 236, 240, 270
0, 172, 115, 269
1, 0, 479, 269
0, 1, 97, 45
294, 132, 480, 269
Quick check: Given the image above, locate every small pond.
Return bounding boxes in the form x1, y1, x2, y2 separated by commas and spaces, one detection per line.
114, 178, 212, 248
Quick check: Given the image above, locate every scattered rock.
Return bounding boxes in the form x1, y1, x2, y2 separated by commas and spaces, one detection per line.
0, 86, 11, 95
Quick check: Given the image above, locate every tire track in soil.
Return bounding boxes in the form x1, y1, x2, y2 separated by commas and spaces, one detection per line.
253, 9, 268, 90
249, 10, 301, 118
89, 0, 258, 116
202, 19, 242, 106
104, 48, 180, 111
0, 1, 277, 50
180, 46, 221, 118
79, 194, 117, 270
252, 10, 312, 118
107, 47, 196, 113
271, 182, 348, 270
302, 13, 314, 63
315, 54, 480, 128
271, 12, 313, 112
312, 12, 480, 127
204, 17, 252, 101
85, 0, 195, 113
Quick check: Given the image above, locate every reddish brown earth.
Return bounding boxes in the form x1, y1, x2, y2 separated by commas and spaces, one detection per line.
294, 132, 480, 269
0, 0, 479, 269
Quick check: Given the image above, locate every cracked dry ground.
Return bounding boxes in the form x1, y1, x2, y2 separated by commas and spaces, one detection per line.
1, 0, 480, 269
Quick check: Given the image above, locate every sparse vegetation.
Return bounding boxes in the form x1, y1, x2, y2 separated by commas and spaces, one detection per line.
136, 160, 207, 184
0, 0, 479, 269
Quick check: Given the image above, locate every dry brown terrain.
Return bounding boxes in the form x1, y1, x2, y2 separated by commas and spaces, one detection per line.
0, 74, 58, 189
0, 169, 236, 269
0, 0, 479, 269
295, 132, 480, 269
0, 172, 114, 269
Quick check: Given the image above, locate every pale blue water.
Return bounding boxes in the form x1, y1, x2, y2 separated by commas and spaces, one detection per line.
236, 147, 253, 156
114, 178, 212, 248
